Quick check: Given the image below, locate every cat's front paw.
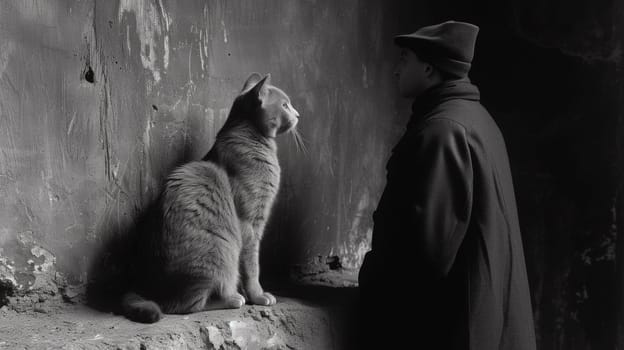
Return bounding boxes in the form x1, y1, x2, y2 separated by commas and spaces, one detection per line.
248, 292, 276, 306
227, 293, 247, 308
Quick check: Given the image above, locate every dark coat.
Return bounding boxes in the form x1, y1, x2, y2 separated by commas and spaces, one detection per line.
358, 79, 536, 350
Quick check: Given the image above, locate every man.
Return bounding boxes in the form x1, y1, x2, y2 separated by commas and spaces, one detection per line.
358, 21, 537, 349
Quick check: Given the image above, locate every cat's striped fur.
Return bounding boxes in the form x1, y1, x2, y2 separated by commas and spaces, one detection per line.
122, 73, 300, 323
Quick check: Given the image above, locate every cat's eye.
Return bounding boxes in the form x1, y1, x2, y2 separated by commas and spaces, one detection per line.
282, 102, 289, 109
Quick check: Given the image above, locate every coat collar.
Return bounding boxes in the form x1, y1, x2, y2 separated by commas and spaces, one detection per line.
410, 78, 480, 122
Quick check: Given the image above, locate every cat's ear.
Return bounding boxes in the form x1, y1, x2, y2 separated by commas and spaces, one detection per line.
261, 73, 271, 86
249, 74, 270, 99
242, 73, 270, 93
241, 73, 262, 92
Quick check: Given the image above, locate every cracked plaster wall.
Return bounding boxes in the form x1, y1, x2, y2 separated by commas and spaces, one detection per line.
0, 0, 403, 303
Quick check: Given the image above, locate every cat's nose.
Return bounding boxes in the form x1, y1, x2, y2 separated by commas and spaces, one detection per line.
293, 107, 300, 118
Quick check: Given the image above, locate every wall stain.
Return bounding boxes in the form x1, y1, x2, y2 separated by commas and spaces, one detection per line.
118, 0, 170, 82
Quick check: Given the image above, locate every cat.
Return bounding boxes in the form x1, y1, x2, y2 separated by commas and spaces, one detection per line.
121, 73, 302, 323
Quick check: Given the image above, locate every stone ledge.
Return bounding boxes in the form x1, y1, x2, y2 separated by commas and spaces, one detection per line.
0, 294, 352, 350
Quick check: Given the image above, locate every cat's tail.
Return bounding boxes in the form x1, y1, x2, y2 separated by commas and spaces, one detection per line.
121, 291, 163, 323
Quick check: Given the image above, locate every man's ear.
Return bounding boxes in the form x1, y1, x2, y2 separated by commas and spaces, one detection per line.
424, 62, 434, 76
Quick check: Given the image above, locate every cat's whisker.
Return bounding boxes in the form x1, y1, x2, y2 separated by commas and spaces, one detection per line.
291, 130, 301, 154
299, 136, 309, 155
291, 127, 308, 155
296, 129, 309, 145
291, 129, 301, 154
298, 130, 309, 155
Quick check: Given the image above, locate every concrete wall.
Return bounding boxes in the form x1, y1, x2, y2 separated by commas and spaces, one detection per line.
397, 0, 624, 349
0, 0, 403, 301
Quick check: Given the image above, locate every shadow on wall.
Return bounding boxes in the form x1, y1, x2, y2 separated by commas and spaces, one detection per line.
85, 146, 192, 314
260, 169, 312, 284
86, 183, 159, 314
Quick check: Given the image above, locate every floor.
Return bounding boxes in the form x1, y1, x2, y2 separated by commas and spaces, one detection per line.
0, 272, 360, 350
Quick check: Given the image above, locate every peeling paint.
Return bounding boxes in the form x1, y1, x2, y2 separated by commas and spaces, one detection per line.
143, 114, 153, 150
221, 20, 228, 43
0, 256, 17, 288
118, 0, 170, 82
157, 0, 171, 70
66, 112, 77, 137
0, 232, 63, 296
335, 233, 371, 269
198, 30, 205, 71
28, 244, 56, 290
202, 28, 209, 59
125, 25, 131, 55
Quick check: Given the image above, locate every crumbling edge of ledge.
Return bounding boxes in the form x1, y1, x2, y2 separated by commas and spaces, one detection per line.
0, 294, 351, 350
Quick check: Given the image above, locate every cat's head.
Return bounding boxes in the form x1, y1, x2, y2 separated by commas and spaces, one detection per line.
238, 73, 300, 138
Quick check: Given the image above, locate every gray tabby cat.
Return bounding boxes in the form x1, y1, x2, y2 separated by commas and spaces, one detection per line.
121, 73, 301, 323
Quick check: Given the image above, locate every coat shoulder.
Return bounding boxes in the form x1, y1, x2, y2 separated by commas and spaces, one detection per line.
408, 115, 469, 147
417, 99, 498, 142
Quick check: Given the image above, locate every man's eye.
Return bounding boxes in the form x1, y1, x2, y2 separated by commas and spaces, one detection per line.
282, 102, 288, 108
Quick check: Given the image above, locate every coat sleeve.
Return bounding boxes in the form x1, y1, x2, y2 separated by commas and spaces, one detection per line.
408, 118, 473, 279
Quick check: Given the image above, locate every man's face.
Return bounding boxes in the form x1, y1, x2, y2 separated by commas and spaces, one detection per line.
394, 48, 429, 98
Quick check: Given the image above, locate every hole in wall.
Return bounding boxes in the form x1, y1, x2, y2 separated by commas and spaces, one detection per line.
326, 256, 342, 270
84, 65, 95, 83
0, 279, 15, 307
